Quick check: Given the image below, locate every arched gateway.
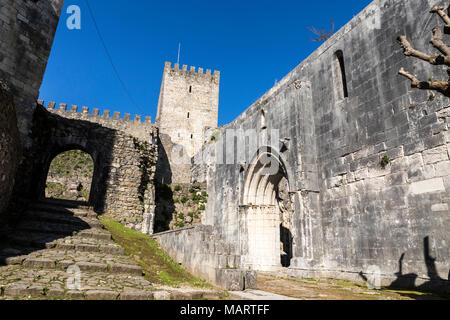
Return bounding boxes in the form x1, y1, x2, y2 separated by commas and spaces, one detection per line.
239, 147, 295, 271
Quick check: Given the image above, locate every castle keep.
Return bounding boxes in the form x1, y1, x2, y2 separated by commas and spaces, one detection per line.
156, 62, 220, 184
0, 0, 450, 294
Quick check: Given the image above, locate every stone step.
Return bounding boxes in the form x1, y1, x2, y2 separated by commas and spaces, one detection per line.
24, 210, 102, 229
30, 202, 94, 217
19, 255, 143, 276
77, 229, 112, 241
55, 242, 125, 255
9, 231, 63, 250
38, 198, 91, 210
0, 267, 155, 300
8, 229, 116, 253
16, 220, 87, 237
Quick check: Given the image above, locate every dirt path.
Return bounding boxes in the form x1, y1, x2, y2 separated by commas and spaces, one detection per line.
257, 273, 449, 300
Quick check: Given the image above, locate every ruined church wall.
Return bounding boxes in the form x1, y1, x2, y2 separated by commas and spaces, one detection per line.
192, 0, 450, 289
304, 0, 450, 287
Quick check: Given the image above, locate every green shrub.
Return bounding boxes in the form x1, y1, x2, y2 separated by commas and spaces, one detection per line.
174, 185, 181, 192
199, 204, 206, 211
380, 156, 390, 169
180, 196, 188, 204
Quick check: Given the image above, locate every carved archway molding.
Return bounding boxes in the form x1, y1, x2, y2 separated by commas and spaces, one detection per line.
239, 146, 295, 271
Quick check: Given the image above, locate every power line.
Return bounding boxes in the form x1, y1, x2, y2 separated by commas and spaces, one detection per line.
84, 0, 145, 115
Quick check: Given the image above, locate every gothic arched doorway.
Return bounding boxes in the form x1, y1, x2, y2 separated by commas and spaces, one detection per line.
240, 147, 294, 271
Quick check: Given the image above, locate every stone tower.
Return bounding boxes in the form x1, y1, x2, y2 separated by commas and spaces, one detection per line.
156, 62, 220, 159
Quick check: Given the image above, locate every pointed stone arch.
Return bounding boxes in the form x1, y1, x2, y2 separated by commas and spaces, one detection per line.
239, 146, 295, 270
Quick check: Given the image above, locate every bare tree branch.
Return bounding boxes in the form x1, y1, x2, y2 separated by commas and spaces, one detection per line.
307, 19, 335, 42
399, 68, 450, 96
431, 5, 450, 27
397, 35, 450, 66
397, 5, 450, 98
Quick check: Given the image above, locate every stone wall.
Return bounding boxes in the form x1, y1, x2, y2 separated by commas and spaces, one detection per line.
20, 106, 158, 234
0, 82, 21, 226
0, 0, 63, 222
39, 100, 155, 142
153, 225, 257, 291
153, 183, 207, 233
179, 0, 450, 292
0, 0, 63, 148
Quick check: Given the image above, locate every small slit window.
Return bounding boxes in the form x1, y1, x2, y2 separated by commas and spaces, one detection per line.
260, 110, 267, 130
332, 50, 348, 101
187, 112, 190, 119
189, 86, 192, 93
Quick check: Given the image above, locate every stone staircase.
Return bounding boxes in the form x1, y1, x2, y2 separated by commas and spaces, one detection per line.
0, 199, 221, 300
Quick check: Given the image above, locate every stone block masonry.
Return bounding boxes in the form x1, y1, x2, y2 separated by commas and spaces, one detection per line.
153, 225, 257, 291
0, 0, 63, 223
0, 0, 64, 149
0, 82, 21, 226
38, 100, 155, 142
178, 0, 450, 293
14, 105, 159, 235
156, 61, 220, 183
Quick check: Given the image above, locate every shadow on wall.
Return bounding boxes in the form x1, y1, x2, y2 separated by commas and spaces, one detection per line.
154, 133, 173, 185
153, 183, 175, 233
359, 236, 449, 296
280, 224, 293, 268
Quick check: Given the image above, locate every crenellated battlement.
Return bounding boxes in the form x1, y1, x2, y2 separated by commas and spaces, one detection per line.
39, 100, 152, 124
38, 100, 155, 142
164, 61, 220, 81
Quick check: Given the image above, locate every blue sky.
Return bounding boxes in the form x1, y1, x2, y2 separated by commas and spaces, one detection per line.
39, 0, 373, 126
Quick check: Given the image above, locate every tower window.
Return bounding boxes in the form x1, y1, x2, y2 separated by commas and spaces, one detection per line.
332, 50, 348, 101
189, 86, 192, 93
187, 112, 190, 119
191, 134, 193, 139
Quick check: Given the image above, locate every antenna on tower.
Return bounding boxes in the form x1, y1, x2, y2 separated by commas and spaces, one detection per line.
177, 43, 181, 65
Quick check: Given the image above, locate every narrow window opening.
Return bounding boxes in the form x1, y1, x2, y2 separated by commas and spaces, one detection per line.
187, 112, 190, 119
189, 86, 192, 93
191, 134, 193, 139
260, 110, 267, 130
333, 50, 349, 101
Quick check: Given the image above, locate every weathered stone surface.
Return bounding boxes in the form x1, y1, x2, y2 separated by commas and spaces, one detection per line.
23, 258, 55, 269
85, 290, 119, 300
76, 262, 108, 273
119, 290, 154, 300
156, 0, 450, 294
153, 291, 171, 300
0, 83, 21, 224
110, 263, 143, 276
4, 284, 29, 297
155, 62, 220, 184
0, 200, 223, 300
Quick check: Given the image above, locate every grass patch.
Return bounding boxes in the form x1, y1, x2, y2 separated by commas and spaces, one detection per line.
100, 216, 210, 288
